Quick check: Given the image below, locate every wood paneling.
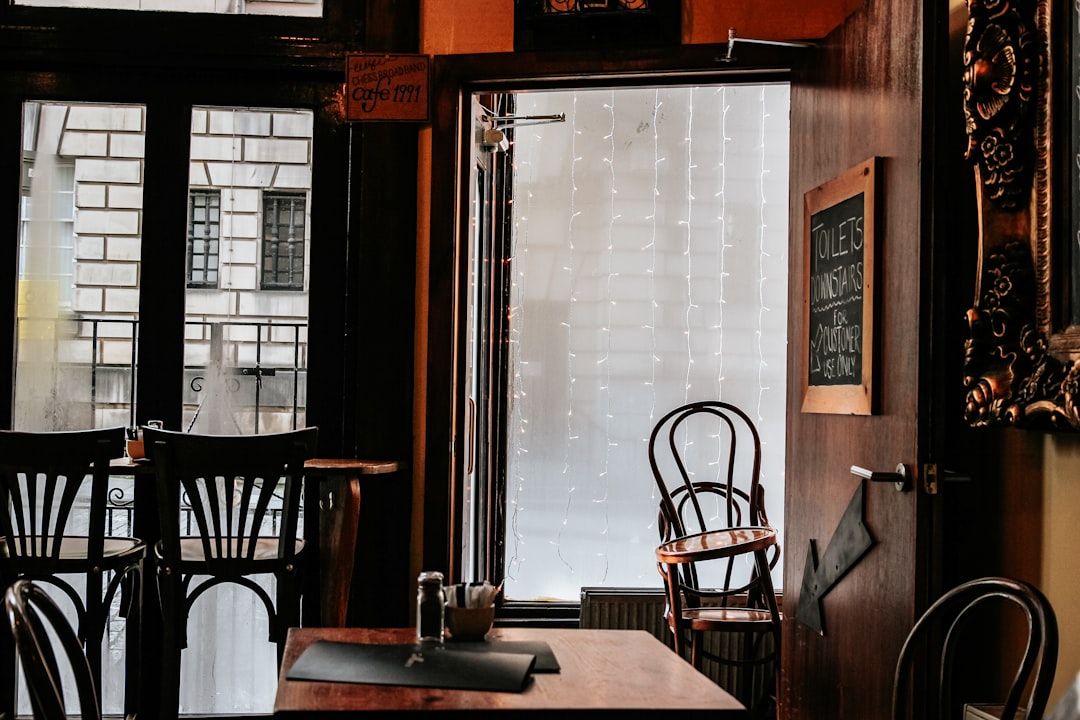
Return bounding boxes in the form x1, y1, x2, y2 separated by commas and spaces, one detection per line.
780, 0, 927, 717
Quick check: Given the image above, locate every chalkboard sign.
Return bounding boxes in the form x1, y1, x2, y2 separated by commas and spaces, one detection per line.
802, 158, 879, 415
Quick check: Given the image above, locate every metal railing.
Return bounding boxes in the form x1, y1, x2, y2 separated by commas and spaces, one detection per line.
14, 315, 307, 433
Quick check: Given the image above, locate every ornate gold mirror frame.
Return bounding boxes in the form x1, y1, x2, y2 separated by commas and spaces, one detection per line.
961, 0, 1079, 429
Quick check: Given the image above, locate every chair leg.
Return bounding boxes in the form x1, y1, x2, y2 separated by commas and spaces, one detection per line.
0, 616, 16, 720
690, 630, 704, 671
121, 568, 142, 719
156, 570, 184, 720
83, 571, 105, 712
274, 569, 301, 667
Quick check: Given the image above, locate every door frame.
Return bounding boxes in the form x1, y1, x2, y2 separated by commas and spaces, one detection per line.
423, 45, 800, 598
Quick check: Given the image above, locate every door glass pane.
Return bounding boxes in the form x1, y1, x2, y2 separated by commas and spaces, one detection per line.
15, 100, 143, 433
465, 84, 790, 602
179, 105, 312, 714
14, 99, 145, 716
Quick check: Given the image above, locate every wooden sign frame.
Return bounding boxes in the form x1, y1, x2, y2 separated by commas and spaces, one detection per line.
346, 53, 429, 122
801, 157, 879, 415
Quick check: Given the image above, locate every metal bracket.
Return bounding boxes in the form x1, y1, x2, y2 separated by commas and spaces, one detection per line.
923, 464, 938, 495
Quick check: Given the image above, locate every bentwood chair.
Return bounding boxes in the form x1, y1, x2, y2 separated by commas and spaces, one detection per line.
893, 576, 1058, 720
0, 427, 144, 720
4, 578, 131, 720
650, 401, 781, 717
143, 426, 318, 719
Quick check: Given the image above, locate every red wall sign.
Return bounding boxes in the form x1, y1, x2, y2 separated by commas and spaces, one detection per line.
346, 53, 429, 122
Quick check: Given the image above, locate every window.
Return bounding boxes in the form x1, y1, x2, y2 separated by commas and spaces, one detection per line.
187, 189, 221, 288
461, 84, 790, 602
10, 101, 316, 716
11, 0, 322, 17
19, 154, 76, 309
261, 191, 307, 291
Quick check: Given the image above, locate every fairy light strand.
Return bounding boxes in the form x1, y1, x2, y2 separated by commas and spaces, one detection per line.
555, 91, 581, 576
505, 96, 540, 583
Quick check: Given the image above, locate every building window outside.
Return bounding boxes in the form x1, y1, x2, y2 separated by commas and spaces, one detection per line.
187, 189, 221, 288
261, 191, 306, 290
19, 153, 76, 310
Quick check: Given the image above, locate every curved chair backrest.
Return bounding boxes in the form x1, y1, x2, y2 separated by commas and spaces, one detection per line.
144, 426, 318, 570
0, 427, 126, 570
893, 577, 1058, 720
5, 578, 102, 720
649, 401, 766, 541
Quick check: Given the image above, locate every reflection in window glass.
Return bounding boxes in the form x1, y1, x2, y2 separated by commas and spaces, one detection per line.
183, 106, 312, 440
13, 100, 144, 717
12, 0, 321, 17
15, 100, 144, 434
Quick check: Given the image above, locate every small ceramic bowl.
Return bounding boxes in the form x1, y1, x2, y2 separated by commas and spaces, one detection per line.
126, 437, 145, 460
445, 606, 495, 641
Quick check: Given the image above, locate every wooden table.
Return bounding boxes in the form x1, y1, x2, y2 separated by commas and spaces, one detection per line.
302, 458, 401, 626
273, 626, 747, 718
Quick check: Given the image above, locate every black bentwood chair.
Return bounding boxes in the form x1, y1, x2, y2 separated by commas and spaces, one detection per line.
893, 576, 1058, 720
650, 401, 781, 718
144, 426, 318, 720
0, 427, 144, 720
4, 578, 140, 720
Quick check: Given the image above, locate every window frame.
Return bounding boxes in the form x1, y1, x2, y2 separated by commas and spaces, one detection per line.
425, 48, 800, 620
261, 190, 307, 291
0, 0, 361, 78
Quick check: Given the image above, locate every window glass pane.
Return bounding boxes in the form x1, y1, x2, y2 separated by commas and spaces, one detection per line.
485, 84, 790, 601
15, 100, 143, 434
183, 106, 311, 439
12, 100, 144, 717
11, 0, 322, 17
178, 105, 312, 715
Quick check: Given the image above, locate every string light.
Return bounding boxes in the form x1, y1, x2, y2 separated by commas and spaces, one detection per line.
554, 91, 582, 575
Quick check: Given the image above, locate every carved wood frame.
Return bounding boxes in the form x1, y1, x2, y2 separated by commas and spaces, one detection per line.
961, 0, 1076, 429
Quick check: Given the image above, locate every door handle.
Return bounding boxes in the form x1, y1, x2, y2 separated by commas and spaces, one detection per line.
850, 463, 909, 492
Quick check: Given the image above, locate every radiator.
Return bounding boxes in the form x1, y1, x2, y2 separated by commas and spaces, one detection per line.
579, 587, 776, 709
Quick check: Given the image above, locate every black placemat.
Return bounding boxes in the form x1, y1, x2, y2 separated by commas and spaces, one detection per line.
445, 640, 560, 672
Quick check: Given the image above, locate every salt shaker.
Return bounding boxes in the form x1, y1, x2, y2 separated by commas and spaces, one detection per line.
416, 570, 445, 643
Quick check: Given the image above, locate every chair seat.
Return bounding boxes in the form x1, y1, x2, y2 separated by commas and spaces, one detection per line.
0, 536, 145, 562
684, 606, 782, 632
156, 537, 305, 564
655, 526, 777, 565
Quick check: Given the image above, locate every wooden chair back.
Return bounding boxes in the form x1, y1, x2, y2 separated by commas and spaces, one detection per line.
144, 426, 318, 573
0, 427, 126, 572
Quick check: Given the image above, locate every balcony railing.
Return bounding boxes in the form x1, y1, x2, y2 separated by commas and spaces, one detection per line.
14, 315, 307, 433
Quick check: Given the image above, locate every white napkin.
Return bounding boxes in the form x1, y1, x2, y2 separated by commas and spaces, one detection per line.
444, 581, 499, 608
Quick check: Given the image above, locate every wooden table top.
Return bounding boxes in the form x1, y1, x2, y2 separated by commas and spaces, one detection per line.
273, 626, 746, 718
109, 456, 402, 475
